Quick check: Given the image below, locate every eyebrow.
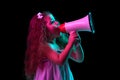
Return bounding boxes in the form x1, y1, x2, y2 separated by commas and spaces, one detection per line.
51, 19, 55, 22
50, 14, 55, 21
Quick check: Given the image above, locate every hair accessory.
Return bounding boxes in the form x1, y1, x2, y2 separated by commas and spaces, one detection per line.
37, 12, 43, 19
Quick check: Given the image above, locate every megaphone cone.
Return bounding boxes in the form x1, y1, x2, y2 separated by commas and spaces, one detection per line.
58, 12, 95, 34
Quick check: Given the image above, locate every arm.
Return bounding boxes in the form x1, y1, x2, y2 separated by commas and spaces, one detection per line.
70, 42, 84, 63
42, 31, 77, 65
70, 33, 84, 63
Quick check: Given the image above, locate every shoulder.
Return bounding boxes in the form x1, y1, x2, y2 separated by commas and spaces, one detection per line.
48, 43, 60, 51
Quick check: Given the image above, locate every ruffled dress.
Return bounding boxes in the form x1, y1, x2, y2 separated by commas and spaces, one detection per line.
34, 50, 74, 80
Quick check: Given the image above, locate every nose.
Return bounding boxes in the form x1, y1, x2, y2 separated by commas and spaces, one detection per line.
53, 21, 60, 28
54, 21, 60, 26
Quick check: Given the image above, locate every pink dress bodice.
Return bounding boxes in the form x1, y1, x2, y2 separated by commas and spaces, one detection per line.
34, 50, 74, 80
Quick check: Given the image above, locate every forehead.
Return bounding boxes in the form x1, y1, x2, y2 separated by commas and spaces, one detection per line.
46, 14, 55, 21
49, 14, 55, 20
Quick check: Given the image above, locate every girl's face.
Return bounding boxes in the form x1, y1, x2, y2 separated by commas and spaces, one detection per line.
45, 14, 60, 38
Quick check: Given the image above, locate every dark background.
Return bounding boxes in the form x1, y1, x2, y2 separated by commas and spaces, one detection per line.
3, 0, 97, 80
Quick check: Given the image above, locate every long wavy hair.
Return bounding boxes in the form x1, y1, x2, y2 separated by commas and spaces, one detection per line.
24, 11, 69, 79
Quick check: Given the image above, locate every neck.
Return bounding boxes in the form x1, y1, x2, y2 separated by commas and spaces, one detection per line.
48, 38, 56, 44
48, 39, 60, 51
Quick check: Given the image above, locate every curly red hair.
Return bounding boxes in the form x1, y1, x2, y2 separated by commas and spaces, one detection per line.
24, 11, 53, 77
24, 11, 69, 79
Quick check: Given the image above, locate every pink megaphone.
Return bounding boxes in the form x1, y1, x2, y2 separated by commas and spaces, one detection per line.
58, 12, 95, 34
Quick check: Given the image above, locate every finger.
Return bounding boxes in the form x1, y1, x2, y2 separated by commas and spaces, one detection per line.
69, 31, 76, 35
75, 38, 81, 43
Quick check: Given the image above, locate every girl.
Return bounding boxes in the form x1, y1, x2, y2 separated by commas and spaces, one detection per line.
24, 11, 84, 80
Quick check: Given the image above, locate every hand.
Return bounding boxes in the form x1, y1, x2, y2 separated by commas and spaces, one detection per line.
74, 32, 81, 44
68, 31, 79, 44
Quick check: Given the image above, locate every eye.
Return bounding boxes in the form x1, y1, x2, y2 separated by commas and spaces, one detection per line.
51, 20, 55, 24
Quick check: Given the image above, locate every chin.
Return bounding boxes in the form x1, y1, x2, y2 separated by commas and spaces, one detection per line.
55, 31, 60, 38
54, 34, 60, 38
